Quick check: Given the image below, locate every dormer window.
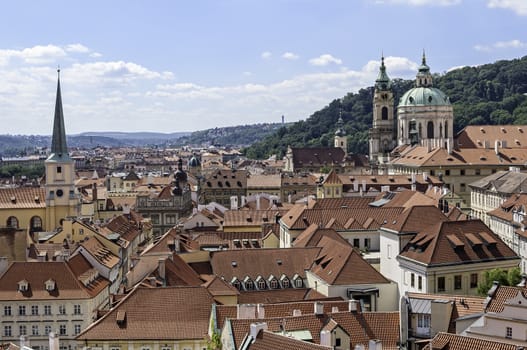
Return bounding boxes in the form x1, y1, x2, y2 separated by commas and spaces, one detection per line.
18, 280, 29, 292
45, 279, 56, 292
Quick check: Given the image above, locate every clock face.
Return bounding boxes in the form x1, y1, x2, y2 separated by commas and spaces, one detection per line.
56, 189, 64, 197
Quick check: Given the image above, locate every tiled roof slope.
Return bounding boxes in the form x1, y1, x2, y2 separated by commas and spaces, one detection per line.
457, 125, 527, 149
425, 332, 518, 350
282, 207, 404, 230
223, 209, 287, 228
77, 286, 214, 340
210, 248, 320, 281
228, 311, 399, 350
310, 236, 389, 285
0, 260, 108, 300
381, 205, 449, 233
399, 220, 519, 266
248, 330, 332, 350
484, 284, 527, 313
0, 187, 46, 209
237, 288, 331, 305
309, 197, 373, 209
293, 225, 350, 248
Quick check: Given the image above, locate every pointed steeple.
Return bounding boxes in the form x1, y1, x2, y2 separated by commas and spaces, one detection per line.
49, 68, 70, 161
335, 109, 345, 137
375, 54, 391, 90
416, 50, 433, 87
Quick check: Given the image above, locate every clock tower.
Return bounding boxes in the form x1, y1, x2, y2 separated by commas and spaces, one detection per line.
45, 69, 78, 230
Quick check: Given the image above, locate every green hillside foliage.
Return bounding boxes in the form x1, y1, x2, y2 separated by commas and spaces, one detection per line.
244, 56, 527, 159
172, 123, 287, 148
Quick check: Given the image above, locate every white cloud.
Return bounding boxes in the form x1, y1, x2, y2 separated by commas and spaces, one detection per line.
0, 45, 67, 66
309, 54, 343, 66
487, 0, 527, 15
65, 44, 90, 53
261, 51, 272, 59
282, 52, 299, 60
474, 39, 527, 52
90, 52, 102, 58
374, 0, 461, 6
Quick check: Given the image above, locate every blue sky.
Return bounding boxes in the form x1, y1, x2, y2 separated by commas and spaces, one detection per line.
0, 0, 526, 134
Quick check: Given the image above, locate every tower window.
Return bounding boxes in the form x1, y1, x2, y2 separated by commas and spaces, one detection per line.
57, 166, 62, 173
427, 121, 434, 138
381, 106, 388, 120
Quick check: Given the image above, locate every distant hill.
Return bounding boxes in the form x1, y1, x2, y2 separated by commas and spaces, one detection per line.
243, 55, 527, 159
170, 123, 289, 148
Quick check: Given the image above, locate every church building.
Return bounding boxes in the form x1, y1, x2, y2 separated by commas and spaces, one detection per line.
0, 70, 79, 234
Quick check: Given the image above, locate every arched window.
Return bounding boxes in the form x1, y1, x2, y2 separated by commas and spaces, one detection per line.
445, 121, 448, 138
7, 216, 18, 229
427, 121, 434, 138
30, 216, 43, 232
439, 123, 443, 138
257, 278, 266, 290
418, 123, 422, 138
381, 106, 388, 120
270, 279, 279, 289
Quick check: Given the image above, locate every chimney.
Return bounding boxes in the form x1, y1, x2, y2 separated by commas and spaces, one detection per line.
495, 140, 500, 155
257, 304, 265, 319
158, 258, 166, 283
447, 139, 452, 154
49, 332, 59, 350
250, 322, 268, 339
20, 335, 27, 350
230, 196, 238, 210
314, 301, 324, 315
369, 339, 382, 350
320, 330, 331, 347
348, 299, 358, 312
92, 183, 98, 201
0, 257, 8, 275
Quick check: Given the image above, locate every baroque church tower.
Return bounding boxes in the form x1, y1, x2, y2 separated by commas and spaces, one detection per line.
45, 69, 78, 230
334, 111, 347, 156
369, 55, 396, 166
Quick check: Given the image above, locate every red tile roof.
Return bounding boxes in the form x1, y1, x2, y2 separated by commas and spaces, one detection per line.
77, 286, 214, 341
399, 220, 519, 267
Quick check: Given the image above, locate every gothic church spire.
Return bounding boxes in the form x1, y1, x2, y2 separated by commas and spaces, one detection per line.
49, 68, 70, 161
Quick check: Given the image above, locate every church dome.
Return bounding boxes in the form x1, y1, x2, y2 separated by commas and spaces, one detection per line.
399, 87, 451, 107
189, 155, 201, 167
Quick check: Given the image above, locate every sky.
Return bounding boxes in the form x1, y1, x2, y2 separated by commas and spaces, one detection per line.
0, 0, 526, 135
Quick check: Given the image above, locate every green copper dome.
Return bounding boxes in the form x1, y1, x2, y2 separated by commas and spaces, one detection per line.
398, 87, 451, 107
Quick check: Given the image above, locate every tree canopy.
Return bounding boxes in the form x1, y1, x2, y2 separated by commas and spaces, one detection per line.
244, 56, 527, 159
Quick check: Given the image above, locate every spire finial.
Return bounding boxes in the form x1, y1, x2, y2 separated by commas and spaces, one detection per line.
57, 65, 60, 78
422, 49, 426, 65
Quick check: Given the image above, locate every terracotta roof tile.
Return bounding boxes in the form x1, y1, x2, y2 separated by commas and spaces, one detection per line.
0, 187, 46, 209
0, 261, 108, 301
427, 332, 518, 350
399, 220, 519, 266
77, 286, 214, 340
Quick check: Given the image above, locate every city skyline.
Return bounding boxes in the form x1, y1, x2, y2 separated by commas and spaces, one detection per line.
0, 0, 526, 135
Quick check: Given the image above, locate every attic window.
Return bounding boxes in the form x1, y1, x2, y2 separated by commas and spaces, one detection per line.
480, 156, 487, 161
45, 279, 56, 292
447, 157, 454, 161
516, 140, 521, 146
231, 261, 238, 267
518, 127, 524, 133
501, 127, 506, 133
480, 128, 486, 134
10, 196, 16, 204
276, 259, 282, 265
34, 196, 40, 203
511, 157, 518, 161
18, 280, 28, 292
116, 311, 126, 325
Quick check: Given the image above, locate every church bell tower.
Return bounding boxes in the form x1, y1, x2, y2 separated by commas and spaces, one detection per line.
44, 69, 78, 230
369, 55, 396, 167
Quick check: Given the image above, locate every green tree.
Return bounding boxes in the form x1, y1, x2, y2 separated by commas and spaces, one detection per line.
206, 330, 222, 350
477, 267, 522, 296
